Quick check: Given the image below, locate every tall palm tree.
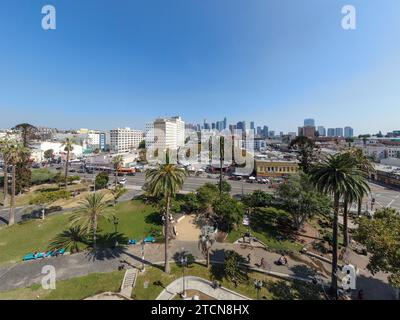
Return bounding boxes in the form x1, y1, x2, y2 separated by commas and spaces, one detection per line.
7, 142, 28, 226
12, 123, 38, 148
70, 192, 114, 250
145, 150, 187, 273
309, 153, 369, 298
342, 149, 371, 247
198, 231, 215, 268
0, 138, 12, 206
112, 155, 124, 187
61, 138, 74, 188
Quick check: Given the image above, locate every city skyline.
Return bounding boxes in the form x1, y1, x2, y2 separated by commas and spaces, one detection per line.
1, 1, 400, 134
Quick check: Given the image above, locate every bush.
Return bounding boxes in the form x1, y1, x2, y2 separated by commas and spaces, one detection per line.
67, 175, 80, 184
31, 168, 58, 185
29, 189, 71, 205
95, 172, 109, 190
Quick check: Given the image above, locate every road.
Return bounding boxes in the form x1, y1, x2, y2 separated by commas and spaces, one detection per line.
80, 171, 273, 196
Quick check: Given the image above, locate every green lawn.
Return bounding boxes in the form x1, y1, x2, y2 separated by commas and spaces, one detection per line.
133, 263, 323, 300
0, 200, 161, 266
0, 271, 125, 300
226, 224, 302, 253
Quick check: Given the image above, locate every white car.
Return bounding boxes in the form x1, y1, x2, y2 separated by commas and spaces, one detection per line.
118, 178, 127, 185
242, 215, 250, 226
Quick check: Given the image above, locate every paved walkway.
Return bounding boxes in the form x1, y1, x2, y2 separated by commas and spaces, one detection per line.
0, 238, 395, 299
156, 276, 251, 300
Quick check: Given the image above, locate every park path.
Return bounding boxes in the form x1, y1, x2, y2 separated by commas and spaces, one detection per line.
0, 239, 396, 300
156, 276, 251, 300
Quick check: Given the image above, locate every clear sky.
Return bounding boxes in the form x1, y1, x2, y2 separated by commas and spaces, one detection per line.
0, 0, 399, 135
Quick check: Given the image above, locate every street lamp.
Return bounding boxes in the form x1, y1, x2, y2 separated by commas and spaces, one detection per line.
180, 249, 188, 298
141, 239, 146, 273
254, 279, 263, 300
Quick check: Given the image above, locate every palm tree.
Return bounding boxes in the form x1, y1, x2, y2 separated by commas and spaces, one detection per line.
49, 226, 87, 253
145, 150, 187, 273
61, 138, 74, 188
112, 155, 124, 187
341, 149, 371, 247
12, 123, 38, 148
0, 138, 12, 206
309, 153, 369, 298
69, 192, 115, 250
198, 231, 215, 268
7, 142, 28, 226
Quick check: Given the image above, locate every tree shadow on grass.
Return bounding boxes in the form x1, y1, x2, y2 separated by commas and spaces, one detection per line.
250, 209, 296, 242
266, 279, 323, 300
144, 211, 163, 225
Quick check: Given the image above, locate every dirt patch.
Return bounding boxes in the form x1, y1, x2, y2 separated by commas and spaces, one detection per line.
175, 214, 201, 241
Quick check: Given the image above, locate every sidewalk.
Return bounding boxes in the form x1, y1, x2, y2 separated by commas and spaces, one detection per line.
156, 276, 251, 300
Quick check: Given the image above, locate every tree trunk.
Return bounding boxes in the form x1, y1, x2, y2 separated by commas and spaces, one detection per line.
93, 215, 97, 250
164, 196, 171, 273
3, 159, 8, 206
206, 248, 210, 269
331, 192, 339, 299
64, 151, 70, 188
357, 197, 362, 216
8, 165, 16, 226
115, 169, 118, 188
343, 198, 349, 247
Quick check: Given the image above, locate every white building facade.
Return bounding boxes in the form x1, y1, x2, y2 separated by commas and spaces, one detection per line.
110, 128, 144, 152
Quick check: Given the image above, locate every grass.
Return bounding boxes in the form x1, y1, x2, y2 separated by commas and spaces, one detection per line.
133, 262, 323, 300
0, 271, 125, 300
0, 199, 161, 266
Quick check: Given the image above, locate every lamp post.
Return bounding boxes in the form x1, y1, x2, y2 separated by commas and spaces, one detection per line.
254, 279, 263, 300
141, 239, 146, 272
113, 216, 119, 233
180, 249, 188, 298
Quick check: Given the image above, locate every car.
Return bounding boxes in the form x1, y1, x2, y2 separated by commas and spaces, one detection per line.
144, 236, 156, 243
119, 178, 127, 185
242, 215, 250, 226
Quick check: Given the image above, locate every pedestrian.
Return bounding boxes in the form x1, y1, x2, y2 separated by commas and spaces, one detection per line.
260, 257, 265, 269
247, 253, 251, 263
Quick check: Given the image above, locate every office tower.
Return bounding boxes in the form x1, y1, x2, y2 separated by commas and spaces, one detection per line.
304, 118, 315, 127
256, 126, 262, 136
250, 121, 255, 130
153, 116, 185, 151
236, 121, 246, 131
335, 127, 343, 137
327, 128, 335, 137
211, 123, 216, 130
344, 126, 354, 138
110, 127, 144, 152
262, 126, 269, 138
223, 117, 227, 130
317, 126, 326, 137
268, 130, 275, 137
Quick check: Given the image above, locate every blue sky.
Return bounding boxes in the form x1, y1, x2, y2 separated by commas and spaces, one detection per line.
0, 0, 399, 134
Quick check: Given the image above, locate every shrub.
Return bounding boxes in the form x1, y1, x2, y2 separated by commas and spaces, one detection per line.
29, 189, 71, 205
95, 172, 109, 190
31, 168, 58, 185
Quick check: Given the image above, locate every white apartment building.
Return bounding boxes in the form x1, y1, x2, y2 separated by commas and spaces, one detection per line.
110, 127, 144, 152
31, 141, 83, 162
153, 116, 185, 151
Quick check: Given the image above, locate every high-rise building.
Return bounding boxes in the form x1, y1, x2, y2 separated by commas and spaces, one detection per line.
327, 128, 335, 137
250, 121, 255, 130
223, 117, 227, 130
99, 132, 107, 150
153, 116, 185, 151
110, 127, 144, 152
236, 121, 246, 131
335, 128, 344, 137
344, 126, 354, 138
317, 126, 326, 137
262, 126, 269, 138
298, 126, 316, 139
304, 118, 315, 127
256, 126, 262, 136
